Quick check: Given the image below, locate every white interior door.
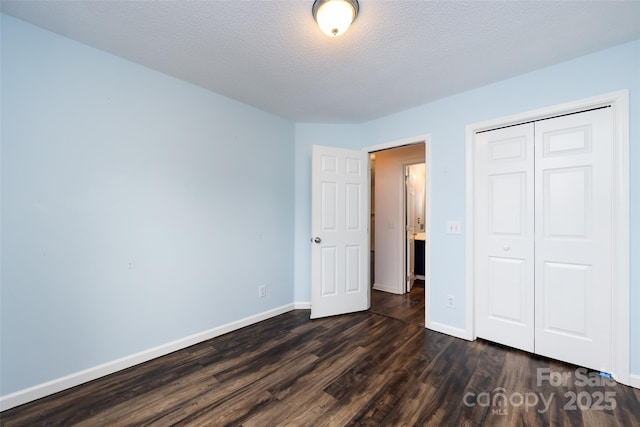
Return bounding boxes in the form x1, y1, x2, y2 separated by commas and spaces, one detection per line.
534, 108, 613, 371
475, 123, 535, 353
311, 145, 369, 319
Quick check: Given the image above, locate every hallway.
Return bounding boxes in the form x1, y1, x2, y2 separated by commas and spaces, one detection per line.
369, 280, 425, 327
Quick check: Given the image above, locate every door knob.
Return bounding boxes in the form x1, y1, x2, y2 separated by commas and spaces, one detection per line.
503, 244, 511, 251
313, 237, 322, 244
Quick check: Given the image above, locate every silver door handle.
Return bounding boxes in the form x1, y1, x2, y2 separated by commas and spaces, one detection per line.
313, 237, 322, 244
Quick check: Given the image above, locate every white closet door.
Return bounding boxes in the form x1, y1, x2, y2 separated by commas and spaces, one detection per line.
534, 108, 613, 371
475, 123, 535, 352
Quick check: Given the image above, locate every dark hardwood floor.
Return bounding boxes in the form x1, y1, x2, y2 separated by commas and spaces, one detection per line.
370, 280, 425, 327
2, 310, 639, 426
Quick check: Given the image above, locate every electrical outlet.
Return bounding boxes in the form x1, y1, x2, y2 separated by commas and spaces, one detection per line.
259, 285, 266, 298
447, 221, 462, 234
447, 294, 455, 308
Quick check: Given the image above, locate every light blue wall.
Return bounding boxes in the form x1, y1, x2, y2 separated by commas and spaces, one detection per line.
2, 12, 639, 399
1, 15, 294, 395
357, 40, 640, 374
293, 124, 361, 303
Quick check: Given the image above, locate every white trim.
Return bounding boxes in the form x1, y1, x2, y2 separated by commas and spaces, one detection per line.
363, 135, 428, 154
294, 302, 312, 309
428, 321, 471, 341
0, 303, 296, 411
423, 140, 433, 332
464, 90, 630, 385
373, 283, 403, 295
610, 91, 630, 386
363, 135, 432, 330
465, 91, 627, 133
465, 125, 476, 341
630, 374, 640, 390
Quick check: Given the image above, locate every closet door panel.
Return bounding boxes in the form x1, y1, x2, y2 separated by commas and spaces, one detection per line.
534, 108, 613, 372
475, 124, 535, 352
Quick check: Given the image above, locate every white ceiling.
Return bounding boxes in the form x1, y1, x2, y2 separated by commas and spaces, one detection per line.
2, 0, 640, 123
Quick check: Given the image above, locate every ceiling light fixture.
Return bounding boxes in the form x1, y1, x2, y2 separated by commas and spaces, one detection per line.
312, 0, 359, 37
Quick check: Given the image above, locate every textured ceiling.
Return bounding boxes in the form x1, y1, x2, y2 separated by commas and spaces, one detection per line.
2, 0, 640, 123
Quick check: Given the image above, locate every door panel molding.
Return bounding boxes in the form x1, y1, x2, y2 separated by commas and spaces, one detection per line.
475, 123, 535, 353
311, 145, 369, 319
465, 90, 630, 385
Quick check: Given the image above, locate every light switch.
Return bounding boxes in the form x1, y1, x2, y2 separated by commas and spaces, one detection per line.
447, 221, 462, 235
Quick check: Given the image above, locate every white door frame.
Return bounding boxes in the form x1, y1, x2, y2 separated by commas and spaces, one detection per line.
364, 134, 432, 328
464, 90, 630, 385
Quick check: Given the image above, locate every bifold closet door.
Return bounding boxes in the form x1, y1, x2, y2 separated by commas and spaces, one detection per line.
533, 108, 613, 371
475, 107, 614, 373
475, 123, 535, 353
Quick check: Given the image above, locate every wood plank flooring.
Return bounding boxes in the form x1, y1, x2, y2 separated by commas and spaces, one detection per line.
370, 281, 425, 327
1, 309, 639, 426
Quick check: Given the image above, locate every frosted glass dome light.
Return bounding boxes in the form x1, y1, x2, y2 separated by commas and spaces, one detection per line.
312, 0, 359, 37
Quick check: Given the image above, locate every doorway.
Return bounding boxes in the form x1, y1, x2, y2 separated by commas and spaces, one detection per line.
368, 142, 427, 327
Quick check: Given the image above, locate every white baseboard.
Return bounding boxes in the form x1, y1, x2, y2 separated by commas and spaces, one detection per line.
0, 303, 295, 412
630, 374, 640, 389
372, 283, 402, 295
427, 321, 473, 341
294, 302, 311, 309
